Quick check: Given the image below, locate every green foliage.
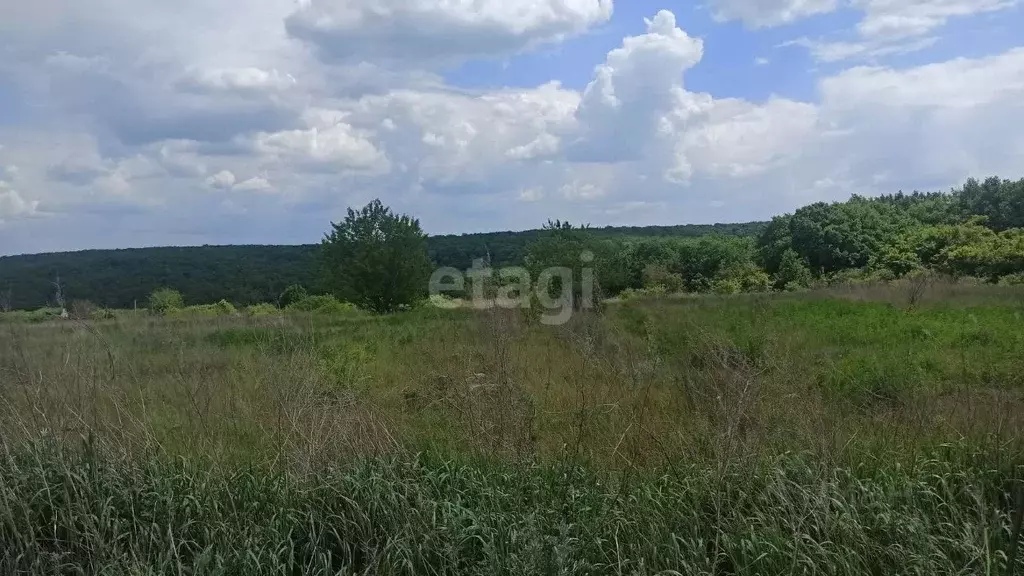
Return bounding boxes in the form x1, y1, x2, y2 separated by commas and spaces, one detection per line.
1, 446, 1019, 575
278, 284, 308, 308
285, 294, 358, 315
172, 300, 238, 318
320, 199, 432, 313
148, 288, 183, 316
958, 176, 1024, 231
246, 303, 281, 316
641, 263, 685, 293
775, 249, 812, 289
787, 198, 914, 275
998, 272, 1024, 286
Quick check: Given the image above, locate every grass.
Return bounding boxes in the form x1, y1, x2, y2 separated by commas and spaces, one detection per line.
1, 284, 1023, 573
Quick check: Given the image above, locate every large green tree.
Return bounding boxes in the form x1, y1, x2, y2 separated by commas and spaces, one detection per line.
320, 199, 432, 313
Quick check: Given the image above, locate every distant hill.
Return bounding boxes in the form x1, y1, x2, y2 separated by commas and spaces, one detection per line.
0, 222, 765, 310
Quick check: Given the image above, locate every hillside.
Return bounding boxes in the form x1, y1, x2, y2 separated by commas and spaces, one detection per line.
0, 222, 765, 310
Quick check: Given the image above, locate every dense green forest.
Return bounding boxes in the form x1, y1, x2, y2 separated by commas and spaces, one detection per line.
3, 176, 1023, 311
0, 222, 763, 310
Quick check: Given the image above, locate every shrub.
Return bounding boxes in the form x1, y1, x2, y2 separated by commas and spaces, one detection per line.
246, 303, 281, 316
740, 270, 772, 293
427, 294, 461, 309
775, 249, 813, 290
712, 278, 741, 295
172, 300, 238, 318
279, 284, 308, 308
997, 272, 1024, 286
285, 295, 357, 314
148, 288, 183, 316
642, 264, 685, 293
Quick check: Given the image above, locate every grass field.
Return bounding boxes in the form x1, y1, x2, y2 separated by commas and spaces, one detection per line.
2, 282, 1024, 574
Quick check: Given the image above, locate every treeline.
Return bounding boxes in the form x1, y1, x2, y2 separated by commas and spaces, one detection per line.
0, 223, 763, 310
599, 176, 1024, 297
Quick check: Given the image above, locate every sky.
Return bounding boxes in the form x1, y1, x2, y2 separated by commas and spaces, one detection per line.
1, 0, 1023, 255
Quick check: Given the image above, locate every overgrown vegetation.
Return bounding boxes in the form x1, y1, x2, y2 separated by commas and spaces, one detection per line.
2, 284, 1023, 572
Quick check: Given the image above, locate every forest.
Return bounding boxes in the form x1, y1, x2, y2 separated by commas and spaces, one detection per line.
0, 222, 763, 310
2, 176, 1023, 311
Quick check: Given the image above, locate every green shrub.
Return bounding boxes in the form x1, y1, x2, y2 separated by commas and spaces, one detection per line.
740, 270, 772, 292
279, 284, 308, 308
285, 294, 357, 314
148, 288, 183, 316
172, 300, 238, 318
997, 272, 1024, 285
712, 278, 741, 295
427, 294, 461, 309
246, 303, 281, 316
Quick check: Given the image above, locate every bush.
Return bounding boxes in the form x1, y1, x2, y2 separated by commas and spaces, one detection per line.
148, 288, 183, 316
246, 303, 281, 316
618, 286, 668, 301
279, 284, 308, 308
712, 278, 741, 295
285, 295, 357, 315
740, 270, 772, 293
172, 300, 238, 318
775, 249, 813, 290
997, 272, 1024, 286
427, 294, 461, 309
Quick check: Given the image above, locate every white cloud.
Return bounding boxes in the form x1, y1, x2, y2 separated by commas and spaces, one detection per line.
286, 0, 614, 67
0, 183, 39, 223
853, 0, 1018, 40
252, 124, 389, 171
181, 67, 298, 92
233, 176, 273, 192
785, 35, 939, 63
206, 170, 236, 189
820, 48, 1024, 108
786, 0, 1020, 62
569, 10, 704, 165
709, 0, 838, 27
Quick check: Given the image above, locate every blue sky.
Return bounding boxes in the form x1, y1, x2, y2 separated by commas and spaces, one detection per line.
1, 0, 1023, 254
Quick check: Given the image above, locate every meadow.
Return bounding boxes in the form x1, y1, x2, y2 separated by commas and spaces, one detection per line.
2, 280, 1024, 574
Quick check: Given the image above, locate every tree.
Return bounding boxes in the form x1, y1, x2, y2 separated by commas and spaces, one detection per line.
788, 199, 912, 275
149, 288, 184, 315
278, 284, 308, 308
320, 199, 432, 313
776, 249, 812, 290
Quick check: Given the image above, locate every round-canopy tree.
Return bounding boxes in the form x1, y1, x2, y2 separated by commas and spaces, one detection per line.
320, 199, 432, 313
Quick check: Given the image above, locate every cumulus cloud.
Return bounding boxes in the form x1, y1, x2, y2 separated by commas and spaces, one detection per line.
0, 182, 40, 223
206, 170, 237, 189
568, 11, 704, 163
285, 0, 613, 67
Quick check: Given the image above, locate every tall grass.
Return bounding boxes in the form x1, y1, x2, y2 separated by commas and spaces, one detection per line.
1, 288, 1023, 573
1, 441, 1021, 575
